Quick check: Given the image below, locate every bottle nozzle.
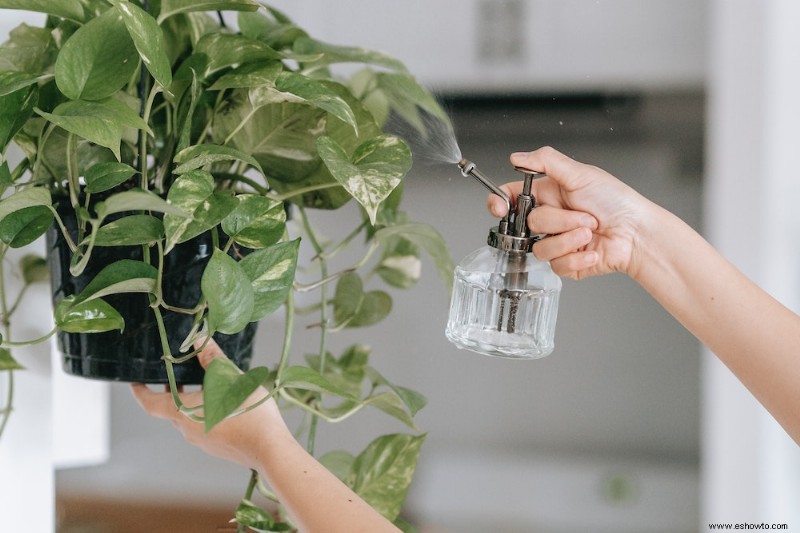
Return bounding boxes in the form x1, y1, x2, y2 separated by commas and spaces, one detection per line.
456, 159, 512, 217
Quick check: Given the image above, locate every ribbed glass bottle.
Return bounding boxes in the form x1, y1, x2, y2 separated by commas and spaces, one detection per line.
446, 245, 561, 359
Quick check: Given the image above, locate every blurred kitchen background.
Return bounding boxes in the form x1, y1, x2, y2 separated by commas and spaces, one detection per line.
2, 1, 800, 532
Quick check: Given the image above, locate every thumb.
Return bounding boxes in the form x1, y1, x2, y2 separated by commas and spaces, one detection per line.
510, 146, 584, 189
194, 336, 227, 369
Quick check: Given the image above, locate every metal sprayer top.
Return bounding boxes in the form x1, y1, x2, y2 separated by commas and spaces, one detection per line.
457, 159, 546, 253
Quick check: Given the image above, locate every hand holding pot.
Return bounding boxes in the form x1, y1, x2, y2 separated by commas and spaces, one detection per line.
132, 339, 399, 533
131, 339, 288, 470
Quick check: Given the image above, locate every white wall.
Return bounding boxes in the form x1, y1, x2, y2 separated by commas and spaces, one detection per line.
704, 0, 800, 526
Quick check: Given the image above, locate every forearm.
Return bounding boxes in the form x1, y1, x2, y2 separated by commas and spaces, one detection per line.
631, 202, 800, 442
253, 431, 399, 533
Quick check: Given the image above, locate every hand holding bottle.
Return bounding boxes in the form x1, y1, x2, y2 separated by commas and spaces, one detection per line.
492, 146, 800, 445
489, 146, 656, 282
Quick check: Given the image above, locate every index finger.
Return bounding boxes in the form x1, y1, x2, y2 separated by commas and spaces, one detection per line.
194, 336, 228, 369
131, 383, 179, 420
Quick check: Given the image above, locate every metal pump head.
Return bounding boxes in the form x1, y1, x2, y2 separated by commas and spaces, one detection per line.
457, 158, 545, 251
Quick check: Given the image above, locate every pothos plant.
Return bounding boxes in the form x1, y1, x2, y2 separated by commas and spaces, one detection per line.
0, 1, 455, 531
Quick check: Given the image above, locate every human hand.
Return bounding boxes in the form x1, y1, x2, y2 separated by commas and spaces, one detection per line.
132, 339, 290, 471
488, 146, 651, 280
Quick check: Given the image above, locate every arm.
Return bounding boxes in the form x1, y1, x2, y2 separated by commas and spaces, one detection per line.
495, 146, 800, 444
132, 340, 399, 533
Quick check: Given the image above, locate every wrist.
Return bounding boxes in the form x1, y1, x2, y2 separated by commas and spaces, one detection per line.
625, 197, 676, 284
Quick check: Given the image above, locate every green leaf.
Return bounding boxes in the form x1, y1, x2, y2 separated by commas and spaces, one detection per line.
62, 97, 151, 132
293, 37, 407, 72
19, 254, 48, 284
158, 0, 260, 22
319, 450, 355, 482
29, 127, 117, 185
266, 83, 383, 210
349, 291, 392, 328
54, 295, 125, 333
0, 0, 85, 22
240, 239, 299, 321
364, 392, 418, 430
0, 24, 57, 74
238, 10, 307, 49
213, 93, 323, 184
0, 348, 24, 371
202, 356, 270, 431
394, 516, 421, 533
93, 214, 164, 246
0, 162, 10, 196
366, 367, 427, 417
331, 272, 392, 328
279, 366, 355, 399
347, 433, 427, 521
114, 0, 173, 89
333, 272, 364, 326
99, 189, 188, 217
233, 499, 292, 532
208, 61, 282, 91
36, 97, 152, 160
0, 77, 38, 152
173, 144, 264, 176
375, 223, 454, 293
0, 188, 53, 248
35, 108, 119, 159
201, 249, 254, 335
54, 8, 139, 100
84, 162, 137, 193
162, 171, 238, 252
275, 73, 358, 134
316, 135, 411, 225
376, 237, 421, 289
221, 195, 286, 249
194, 33, 282, 75
372, 72, 452, 132
73, 259, 157, 304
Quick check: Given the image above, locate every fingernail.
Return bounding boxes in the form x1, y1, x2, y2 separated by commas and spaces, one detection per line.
580, 215, 597, 229
584, 251, 598, 265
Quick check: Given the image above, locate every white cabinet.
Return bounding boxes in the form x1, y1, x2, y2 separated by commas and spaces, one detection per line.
266, 0, 708, 92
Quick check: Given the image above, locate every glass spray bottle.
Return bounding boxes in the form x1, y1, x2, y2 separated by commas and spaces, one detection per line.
445, 160, 561, 359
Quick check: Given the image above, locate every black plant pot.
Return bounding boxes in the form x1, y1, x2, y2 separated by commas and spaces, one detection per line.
46, 199, 257, 384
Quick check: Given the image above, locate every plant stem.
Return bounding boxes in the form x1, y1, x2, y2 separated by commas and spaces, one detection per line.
236, 470, 259, 533
137, 15, 150, 188
0, 326, 57, 347
49, 208, 77, 252
0, 370, 13, 440
276, 290, 294, 377
298, 207, 327, 455
278, 389, 364, 423
138, 85, 159, 191
0, 244, 13, 439
5, 284, 28, 317
272, 182, 341, 202
151, 303, 184, 409
65, 133, 81, 238
214, 173, 269, 195
315, 221, 367, 261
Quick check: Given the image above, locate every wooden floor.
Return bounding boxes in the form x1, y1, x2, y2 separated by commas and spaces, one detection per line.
57, 497, 243, 533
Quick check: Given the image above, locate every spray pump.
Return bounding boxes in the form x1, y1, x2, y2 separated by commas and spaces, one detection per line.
445, 159, 562, 359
